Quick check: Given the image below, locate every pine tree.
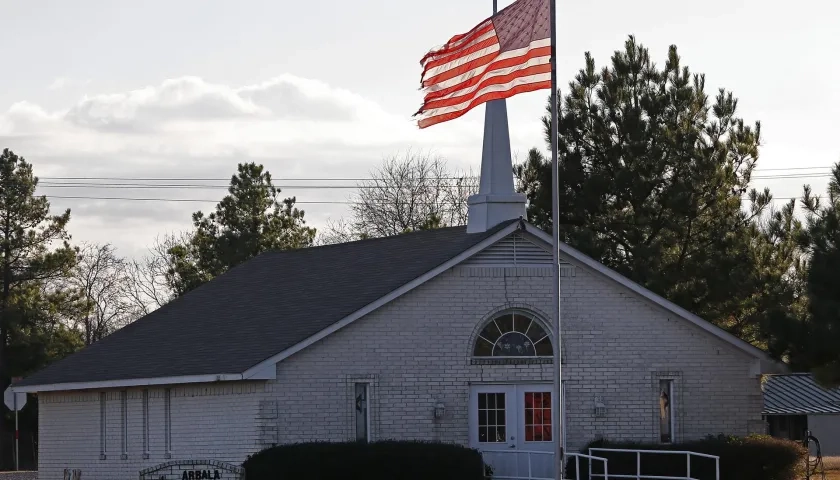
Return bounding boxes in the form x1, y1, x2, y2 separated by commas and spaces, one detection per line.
515, 37, 798, 342
799, 163, 840, 387
167, 163, 316, 296
0, 148, 81, 467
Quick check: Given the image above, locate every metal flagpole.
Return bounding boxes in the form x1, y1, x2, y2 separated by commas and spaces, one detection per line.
548, 0, 563, 478
14, 395, 18, 471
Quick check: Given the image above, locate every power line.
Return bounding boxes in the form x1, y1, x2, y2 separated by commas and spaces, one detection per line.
751, 174, 833, 180
39, 194, 818, 204
32, 167, 837, 184
45, 195, 351, 204
752, 166, 832, 172
38, 176, 378, 182
42, 195, 474, 205
36, 182, 472, 190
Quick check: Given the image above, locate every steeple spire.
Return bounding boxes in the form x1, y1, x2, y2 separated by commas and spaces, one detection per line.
466, 99, 527, 233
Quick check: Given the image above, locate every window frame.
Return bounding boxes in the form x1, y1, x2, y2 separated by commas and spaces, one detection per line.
165, 388, 172, 458
120, 390, 128, 459
523, 390, 553, 443
99, 392, 107, 460
472, 309, 553, 360
142, 389, 150, 459
476, 391, 509, 444
354, 382, 371, 442
658, 379, 675, 444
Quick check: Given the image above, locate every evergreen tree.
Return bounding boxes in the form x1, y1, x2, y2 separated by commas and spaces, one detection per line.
515, 37, 799, 342
167, 163, 316, 296
0, 148, 81, 467
798, 163, 840, 387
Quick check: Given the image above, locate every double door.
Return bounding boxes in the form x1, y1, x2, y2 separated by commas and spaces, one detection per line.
469, 384, 558, 479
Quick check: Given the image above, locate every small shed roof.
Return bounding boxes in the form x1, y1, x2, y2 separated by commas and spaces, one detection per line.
762, 373, 840, 415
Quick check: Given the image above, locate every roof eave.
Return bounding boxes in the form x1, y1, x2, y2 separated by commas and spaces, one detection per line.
13, 365, 277, 394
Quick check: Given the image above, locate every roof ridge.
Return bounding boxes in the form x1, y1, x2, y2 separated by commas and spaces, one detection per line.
271, 224, 469, 254
262, 219, 519, 257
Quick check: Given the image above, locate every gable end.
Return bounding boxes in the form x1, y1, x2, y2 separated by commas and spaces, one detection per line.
465, 232, 561, 266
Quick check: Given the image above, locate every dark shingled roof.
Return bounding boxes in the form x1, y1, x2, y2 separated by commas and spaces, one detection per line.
17, 221, 516, 387
762, 373, 840, 415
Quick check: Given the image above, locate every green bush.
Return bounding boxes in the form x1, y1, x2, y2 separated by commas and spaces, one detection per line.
566, 435, 806, 480
243, 440, 486, 480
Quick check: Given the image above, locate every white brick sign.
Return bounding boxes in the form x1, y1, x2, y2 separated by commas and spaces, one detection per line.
139, 460, 244, 480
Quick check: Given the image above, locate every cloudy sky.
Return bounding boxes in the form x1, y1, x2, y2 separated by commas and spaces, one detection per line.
0, 0, 837, 258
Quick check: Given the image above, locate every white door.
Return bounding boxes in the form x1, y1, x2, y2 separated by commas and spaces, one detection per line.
469, 384, 556, 480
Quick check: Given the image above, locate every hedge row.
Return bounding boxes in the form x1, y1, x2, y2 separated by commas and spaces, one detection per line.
243, 440, 485, 480
566, 435, 807, 480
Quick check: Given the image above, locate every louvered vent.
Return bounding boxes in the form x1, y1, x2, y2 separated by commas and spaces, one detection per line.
466, 233, 554, 266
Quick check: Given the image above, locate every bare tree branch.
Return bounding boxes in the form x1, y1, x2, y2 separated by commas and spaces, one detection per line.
334, 150, 478, 240
124, 234, 181, 315
68, 243, 137, 344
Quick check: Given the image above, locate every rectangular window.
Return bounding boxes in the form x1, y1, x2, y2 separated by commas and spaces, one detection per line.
120, 391, 128, 458
165, 388, 172, 457
477, 392, 506, 443
524, 391, 552, 442
99, 392, 107, 459
659, 380, 674, 443
354, 383, 370, 442
142, 390, 150, 458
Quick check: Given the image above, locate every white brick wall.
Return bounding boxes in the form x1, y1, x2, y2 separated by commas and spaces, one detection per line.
809, 414, 840, 455
36, 241, 765, 480
38, 384, 266, 480
267, 262, 764, 450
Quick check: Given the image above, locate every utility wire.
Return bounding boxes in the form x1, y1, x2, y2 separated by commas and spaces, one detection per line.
26, 168, 834, 205
28, 173, 837, 191
31, 166, 838, 184
39, 194, 818, 204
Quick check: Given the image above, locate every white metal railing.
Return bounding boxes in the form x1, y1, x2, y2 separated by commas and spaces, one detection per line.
588, 448, 720, 480
567, 452, 609, 480
480, 450, 609, 480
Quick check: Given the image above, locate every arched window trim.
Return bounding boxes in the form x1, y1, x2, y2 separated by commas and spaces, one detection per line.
472, 309, 554, 359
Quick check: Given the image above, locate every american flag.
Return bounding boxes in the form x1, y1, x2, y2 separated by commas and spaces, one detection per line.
415, 0, 551, 129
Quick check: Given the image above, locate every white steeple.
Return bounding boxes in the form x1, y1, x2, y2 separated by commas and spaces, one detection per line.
466, 99, 527, 233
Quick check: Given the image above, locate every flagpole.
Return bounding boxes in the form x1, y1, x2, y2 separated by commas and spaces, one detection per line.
548, 0, 564, 478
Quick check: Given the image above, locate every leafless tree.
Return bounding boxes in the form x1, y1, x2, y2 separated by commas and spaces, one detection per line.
315, 218, 362, 246
124, 234, 181, 315
324, 151, 477, 241
69, 243, 137, 345
441, 171, 479, 226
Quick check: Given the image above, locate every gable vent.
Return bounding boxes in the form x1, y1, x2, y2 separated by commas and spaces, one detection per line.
466, 233, 556, 266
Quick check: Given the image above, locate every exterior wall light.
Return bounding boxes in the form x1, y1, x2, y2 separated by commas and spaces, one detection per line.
434, 402, 446, 420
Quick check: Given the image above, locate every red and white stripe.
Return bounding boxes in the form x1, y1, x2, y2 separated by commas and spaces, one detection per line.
416, 20, 551, 129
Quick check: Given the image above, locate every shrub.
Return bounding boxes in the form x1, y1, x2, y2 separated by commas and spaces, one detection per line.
566, 435, 806, 480
243, 440, 486, 480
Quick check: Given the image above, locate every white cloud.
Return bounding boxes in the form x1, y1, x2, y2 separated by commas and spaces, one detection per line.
0, 74, 484, 255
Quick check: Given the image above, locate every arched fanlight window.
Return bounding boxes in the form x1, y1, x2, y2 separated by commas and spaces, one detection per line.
473, 311, 553, 357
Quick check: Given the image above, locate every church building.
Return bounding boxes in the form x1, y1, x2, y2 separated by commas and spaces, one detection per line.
14, 99, 780, 480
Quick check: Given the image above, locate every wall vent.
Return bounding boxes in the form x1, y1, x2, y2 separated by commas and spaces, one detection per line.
466, 233, 559, 266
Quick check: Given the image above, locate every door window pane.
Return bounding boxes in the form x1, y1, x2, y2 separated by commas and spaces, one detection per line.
478, 393, 506, 443
524, 392, 552, 442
